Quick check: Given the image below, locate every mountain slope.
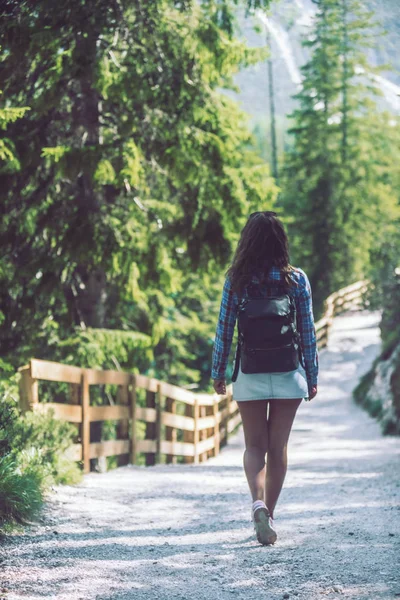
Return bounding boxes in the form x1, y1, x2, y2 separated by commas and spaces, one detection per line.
229, 0, 400, 124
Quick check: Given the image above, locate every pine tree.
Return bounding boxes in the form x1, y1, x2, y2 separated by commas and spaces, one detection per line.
0, 0, 277, 385
281, 0, 399, 316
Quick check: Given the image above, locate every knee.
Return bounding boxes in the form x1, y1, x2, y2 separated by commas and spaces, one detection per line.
267, 444, 287, 462
245, 440, 268, 456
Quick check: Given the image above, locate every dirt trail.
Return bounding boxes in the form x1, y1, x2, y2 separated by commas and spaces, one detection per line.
1, 310, 400, 600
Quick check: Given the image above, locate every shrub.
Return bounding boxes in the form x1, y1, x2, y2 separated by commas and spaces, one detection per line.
0, 385, 81, 535
10, 407, 82, 484
0, 452, 46, 527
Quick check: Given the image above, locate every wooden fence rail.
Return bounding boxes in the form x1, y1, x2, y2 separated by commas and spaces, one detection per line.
314, 279, 369, 348
18, 278, 368, 473
18, 359, 240, 473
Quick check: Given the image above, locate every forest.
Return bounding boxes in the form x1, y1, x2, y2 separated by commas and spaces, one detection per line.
0, 0, 399, 530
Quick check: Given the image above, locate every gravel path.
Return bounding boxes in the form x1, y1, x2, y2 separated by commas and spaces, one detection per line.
1, 310, 400, 600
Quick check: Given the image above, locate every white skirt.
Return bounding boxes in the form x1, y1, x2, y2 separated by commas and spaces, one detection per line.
232, 359, 309, 401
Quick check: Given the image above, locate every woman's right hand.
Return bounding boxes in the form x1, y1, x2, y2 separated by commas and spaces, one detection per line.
213, 379, 227, 395
308, 384, 318, 400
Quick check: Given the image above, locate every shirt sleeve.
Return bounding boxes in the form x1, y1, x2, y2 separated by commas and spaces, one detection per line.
211, 276, 239, 380
295, 269, 319, 387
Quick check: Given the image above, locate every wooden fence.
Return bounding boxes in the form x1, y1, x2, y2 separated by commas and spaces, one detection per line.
314, 279, 369, 348
18, 359, 240, 473
18, 278, 368, 473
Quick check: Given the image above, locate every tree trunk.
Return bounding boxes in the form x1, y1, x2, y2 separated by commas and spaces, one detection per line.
72, 20, 109, 472
341, 0, 349, 164
266, 28, 279, 185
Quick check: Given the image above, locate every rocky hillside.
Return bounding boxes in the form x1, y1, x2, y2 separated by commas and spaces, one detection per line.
229, 0, 400, 125
353, 271, 400, 435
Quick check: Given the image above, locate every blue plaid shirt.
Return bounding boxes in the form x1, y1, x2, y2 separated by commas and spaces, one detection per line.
211, 266, 319, 387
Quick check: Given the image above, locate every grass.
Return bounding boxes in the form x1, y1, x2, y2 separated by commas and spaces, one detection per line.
0, 393, 82, 536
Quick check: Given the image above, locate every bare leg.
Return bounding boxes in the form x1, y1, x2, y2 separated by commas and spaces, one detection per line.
236, 400, 269, 502
265, 398, 302, 518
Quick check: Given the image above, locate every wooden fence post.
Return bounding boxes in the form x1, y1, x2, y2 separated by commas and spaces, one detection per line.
226, 394, 230, 443
165, 396, 177, 464
193, 398, 199, 464
326, 297, 335, 343
183, 403, 194, 464
18, 362, 38, 413
199, 405, 207, 462
116, 383, 130, 467
68, 381, 81, 452
129, 375, 137, 465
222, 395, 229, 447
213, 396, 220, 457
81, 371, 90, 474
145, 389, 156, 466
205, 405, 211, 460
155, 383, 162, 464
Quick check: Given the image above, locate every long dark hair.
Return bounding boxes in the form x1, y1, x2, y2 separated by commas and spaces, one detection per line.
226, 211, 296, 293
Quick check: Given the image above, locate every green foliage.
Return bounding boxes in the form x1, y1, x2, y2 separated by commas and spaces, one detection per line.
0, 1, 279, 500
251, 115, 289, 164
58, 328, 153, 372
0, 99, 30, 172
0, 390, 81, 534
280, 0, 400, 317
0, 453, 45, 528
390, 350, 400, 429
9, 407, 81, 483
0, 360, 19, 403
0, 0, 278, 392
0, 106, 31, 129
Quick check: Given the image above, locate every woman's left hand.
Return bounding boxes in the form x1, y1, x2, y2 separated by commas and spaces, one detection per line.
213, 379, 226, 395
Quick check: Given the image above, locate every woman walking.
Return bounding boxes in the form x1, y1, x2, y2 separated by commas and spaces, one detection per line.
211, 211, 318, 545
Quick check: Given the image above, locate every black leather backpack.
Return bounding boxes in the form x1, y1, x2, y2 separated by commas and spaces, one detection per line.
232, 278, 304, 382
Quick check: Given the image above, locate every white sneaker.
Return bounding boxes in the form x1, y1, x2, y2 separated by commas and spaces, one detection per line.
252, 507, 277, 545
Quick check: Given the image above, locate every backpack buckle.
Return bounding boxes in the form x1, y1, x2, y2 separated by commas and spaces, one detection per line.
239, 298, 249, 312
